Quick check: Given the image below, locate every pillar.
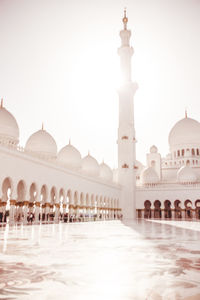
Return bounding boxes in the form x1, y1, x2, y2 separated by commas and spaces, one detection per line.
23, 201, 29, 224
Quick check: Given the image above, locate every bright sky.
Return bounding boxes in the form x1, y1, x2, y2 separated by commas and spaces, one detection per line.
0, 0, 200, 167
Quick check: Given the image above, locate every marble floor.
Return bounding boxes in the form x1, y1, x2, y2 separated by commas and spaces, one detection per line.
0, 220, 200, 300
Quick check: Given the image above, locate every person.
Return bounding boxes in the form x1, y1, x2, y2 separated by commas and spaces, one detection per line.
29, 212, 34, 224
0, 212, 3, 223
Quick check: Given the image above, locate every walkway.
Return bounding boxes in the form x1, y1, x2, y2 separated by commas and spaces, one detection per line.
0, 220, 200, 299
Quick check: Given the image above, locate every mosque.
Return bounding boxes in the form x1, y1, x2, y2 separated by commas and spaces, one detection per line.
0, 11, 200, 224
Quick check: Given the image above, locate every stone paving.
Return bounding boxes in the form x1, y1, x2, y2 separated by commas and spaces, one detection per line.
0, 220, 200, 300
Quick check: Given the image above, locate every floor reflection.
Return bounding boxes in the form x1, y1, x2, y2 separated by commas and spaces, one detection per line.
0, 220, 200, 300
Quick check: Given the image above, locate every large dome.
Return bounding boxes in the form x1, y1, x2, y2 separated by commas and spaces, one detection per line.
177, 165, 197, 184
141, 167, 159, 185
169, 117, 200, 148
58, 142, 81, 169
99, 162, 113, 181
0, 104, 19, 145
25, 129, 57, 159
81, 154, 100, 177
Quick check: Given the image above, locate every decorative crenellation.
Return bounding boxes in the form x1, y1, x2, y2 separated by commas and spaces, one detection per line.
122, 163, 129, 168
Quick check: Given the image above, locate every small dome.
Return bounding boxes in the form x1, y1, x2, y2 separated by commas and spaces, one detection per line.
150, 145, 158, 153
169, 117, 200, 148
25, 129, 57, 159
81, 154, 100, 177
99, 162, 113, 181
177, 165, 197, 184
141, 167, 159, 185
58, 143, 81, 169
0, 104, 19, 145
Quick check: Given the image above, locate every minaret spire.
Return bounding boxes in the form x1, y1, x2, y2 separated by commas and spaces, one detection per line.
1, 98, 3, 108
117, 11, 138, 220
185, 109, 188, 118
123, 8, 128, 30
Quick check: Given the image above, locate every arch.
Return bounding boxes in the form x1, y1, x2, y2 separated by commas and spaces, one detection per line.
80, 192, 84, 207
59, 188, 65, 203
164, 200, 172, 219
74, 191, 79, 206
174, 199, 182, 219
41, 185, 48, 203
2, 177, 13, 202
195, 199, 200, 219
154, 200, 161, 218
184, 199, 192, 208
17, 180, 26, 202
67, 189, 72, 204
186, 159, 190, 166
59, 188, 65, 213
144, 200, 151, 218
192, 148, 195, 156
184, 199, 193, 219
85, 193, 90, 207
151, 160, 156, 167
50, 186, 57, 204
29, 182, 38, 202
91, 194, 95, 207
113, 198, 117, 209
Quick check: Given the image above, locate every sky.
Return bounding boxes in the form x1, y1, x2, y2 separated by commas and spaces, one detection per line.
0, 0, 200, 167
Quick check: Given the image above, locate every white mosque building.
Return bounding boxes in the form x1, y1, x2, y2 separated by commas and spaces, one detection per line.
0, 11, 200, 224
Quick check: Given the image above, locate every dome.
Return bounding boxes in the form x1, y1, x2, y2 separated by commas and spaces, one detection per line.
177, 165, 197, 184
141, 167, 159, 185
150, 145, 158, 153
81, 154, 100, 177
169, 117, 200, 148
25, 128, 57, 159
99, 162, 113, 181
0, 103, 19, 145
58, 142, 81, 169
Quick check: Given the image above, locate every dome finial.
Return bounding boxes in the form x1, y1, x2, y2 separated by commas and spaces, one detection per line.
1, 98, 3, 108
122, 7, 128, 30
185, 108, 188, 118
69, 138, 71, 145
42, 122, 44, 130
88, 150, 90, 156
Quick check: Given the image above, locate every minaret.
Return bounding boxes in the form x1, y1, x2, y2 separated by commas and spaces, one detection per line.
117, 9, 138, 219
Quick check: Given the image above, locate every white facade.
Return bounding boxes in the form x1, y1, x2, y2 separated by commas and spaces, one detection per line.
1, 12, 200, 223
136, 115, 200, 219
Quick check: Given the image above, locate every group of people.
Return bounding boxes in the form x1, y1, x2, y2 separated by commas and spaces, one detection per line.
0, 210, 123, 224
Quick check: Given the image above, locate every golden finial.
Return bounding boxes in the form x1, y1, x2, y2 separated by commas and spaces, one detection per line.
42, 122, 44, 130
122, 7, 128, 30
1, 98, 3, 108
185, 108, 187, 119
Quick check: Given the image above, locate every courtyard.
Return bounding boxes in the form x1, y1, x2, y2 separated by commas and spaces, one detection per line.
0, 220, 200, 300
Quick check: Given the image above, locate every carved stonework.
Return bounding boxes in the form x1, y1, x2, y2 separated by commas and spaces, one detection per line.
122, 136, 128, 140
122, 163, 129, 168
10, 199, 16, 205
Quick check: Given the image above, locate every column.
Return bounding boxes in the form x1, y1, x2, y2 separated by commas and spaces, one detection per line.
23, 201, 29, 224
54, 203, 60, 223
34, 201, 41, 224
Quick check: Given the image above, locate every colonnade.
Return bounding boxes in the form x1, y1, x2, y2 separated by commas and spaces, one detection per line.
0, 177, 121, 225
137, 199, 200, 220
